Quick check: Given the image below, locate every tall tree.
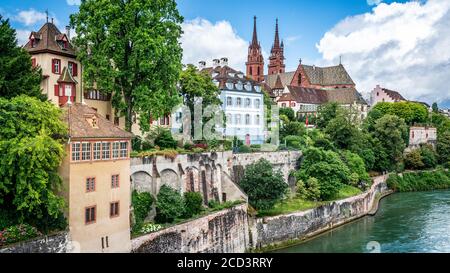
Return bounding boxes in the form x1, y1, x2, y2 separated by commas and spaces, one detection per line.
432, 102, 439, 113
70, 0, 183, 132
316, 102, 339, 129
178, 64, 221, 139
0, 15, 43, 99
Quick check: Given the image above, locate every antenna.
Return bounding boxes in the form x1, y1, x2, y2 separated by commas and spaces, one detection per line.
339, 55, 342, 65
45, 9, 49, 23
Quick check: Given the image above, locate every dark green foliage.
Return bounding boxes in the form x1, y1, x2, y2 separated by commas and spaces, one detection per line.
341, 150, 370, 187
132, 136, 143, 151
419, 145, 437, 169
387, 170, 450, 192
324, 112, 357, 149
316, 102, 339, 129
280, 107, 295, 122
0, 16, 43, 100
155, 185, 184, 224
147, 127, 177, 149
284, 135, 304, 149
404, 149, 424, 170
0, 96, 66, 232
132, 190, 154, 229
0, 209, 17, 230
432, 102, 439, 113
238, 145, 252, 153
239, 159, 288, 210
437, 131, 450, 164
183, 191, 203, 218
0, 224, 41, 247
280, 121, 306, 140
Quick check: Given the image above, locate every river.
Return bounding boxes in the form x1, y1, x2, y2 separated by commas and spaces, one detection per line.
273, 190, 450, 253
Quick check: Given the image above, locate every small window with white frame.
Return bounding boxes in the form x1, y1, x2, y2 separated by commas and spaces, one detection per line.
112, 142, 120, 159
93, 142, 101, 160
72, 142, 81, 161
120, 141, 128, 158
102, 142, 111, 160
81, 142, 91, 161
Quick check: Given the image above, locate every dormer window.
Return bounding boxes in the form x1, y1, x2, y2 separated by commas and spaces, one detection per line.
237, 73, 244, 79
236, 81, 243, 90
244, 83, 252, 91
255, 86, 261, 92
226, 82, 234, 90
212, 72, 219, 78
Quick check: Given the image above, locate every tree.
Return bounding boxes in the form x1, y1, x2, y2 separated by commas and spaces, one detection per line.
131, 190, 154, 229
183, 191, 203, 218
280, 121, 306, 140
70, 0, 183, 132
419, 144, 437, 169
145, 126, 177, 149
341, 150, 370, 187
324, 110, 357, 149
155, 185, 184, 223
368, 102, 428, 126
404, 149, 424, 170
432, 102, 439, 113
0, 96, 66, 230
0, 16, 43, 99
179, 64, 222, 138
371, 115, 408, 171
240, 159, 288, 210
279, 107, 295, 122
437, 131, 450, 164
316, 102, 339, 129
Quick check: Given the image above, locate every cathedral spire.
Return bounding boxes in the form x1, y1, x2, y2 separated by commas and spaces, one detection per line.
273, 18, 280, 49
268, 18, 285, 75
251, 16, 258, 46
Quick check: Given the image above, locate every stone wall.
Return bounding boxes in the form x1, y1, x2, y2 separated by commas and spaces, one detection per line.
131, 203, 249, 253
251, 175, 389, 249
0, 231, 69, 253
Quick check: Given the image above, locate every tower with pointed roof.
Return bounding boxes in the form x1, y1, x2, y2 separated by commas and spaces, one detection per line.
246, 16, 265, 82
268, 18, 285, 75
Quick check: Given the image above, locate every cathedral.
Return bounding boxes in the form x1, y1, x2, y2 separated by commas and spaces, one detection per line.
246, 17, 368, 119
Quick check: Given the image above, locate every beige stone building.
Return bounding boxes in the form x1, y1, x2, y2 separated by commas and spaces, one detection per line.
59, 103, 133, 253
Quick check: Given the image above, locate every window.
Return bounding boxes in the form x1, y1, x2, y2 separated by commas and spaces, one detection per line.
85, 206, 96, 224
245, 98, 251, 108
282, 103, 286, 107
102, 142, 111, 160
68, 61, 78, 76
249, 67, 253, 75
93, 142, 101, 160
86, 177, 95, 192
255, 86, 261, 92
64, 84, 72, 97
112, 142, 120, 159
236, 82, 243, 90
298, 75, 302, 85
120, 141, 128, 158
235, 114, 241, 125
227, 97, 232, 106
236, 98, 242, 107
72, 142, 81, 161
255, 99, 261, 108
52, 59, 61, 74
226, 82, 234, 89
255, 115, 260, 125
110, 202, 120, 218
292, 102, 296, 107
245, 114, 251, 125
227, 114, 232, 125
160, 115, 170, 126
81, 142, 91, 161
111, 175, 120, 188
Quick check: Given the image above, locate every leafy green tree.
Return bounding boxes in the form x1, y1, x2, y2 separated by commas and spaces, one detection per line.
279, 107, 295, 122
131, 190, 154, 229
70, 0, 183, 132
0, 96, 66, 230
155, 185, 184, 223
240, 159, 288, 210
341, 150, 370, 187
179, 64, 222, 138
183, 191, 203, 218
324, 110, 357, 149
368, 102, 428, 126
146, 126, 177, 149
316, 102, 339, 129
419, 144, 437, 169
0, 16, 43, 99
437, 131, 450, 164
296, 177, 321, 201
432, 102, 439, 113
280, 121, 306, 140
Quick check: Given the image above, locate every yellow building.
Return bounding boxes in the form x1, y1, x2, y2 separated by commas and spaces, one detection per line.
59, 103, 133, 253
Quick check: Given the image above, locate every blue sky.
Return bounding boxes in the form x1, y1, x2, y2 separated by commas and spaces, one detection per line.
1, 0, 449, 107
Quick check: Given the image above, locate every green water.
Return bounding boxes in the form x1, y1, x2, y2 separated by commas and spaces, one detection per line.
273, 190, 450, 253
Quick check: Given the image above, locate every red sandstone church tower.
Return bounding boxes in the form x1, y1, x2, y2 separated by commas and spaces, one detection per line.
268, 19, 285, 75
246, 16, 265, 82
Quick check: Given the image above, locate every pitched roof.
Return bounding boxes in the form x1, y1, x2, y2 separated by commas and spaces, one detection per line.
264, 72, 296, 89
23, 22, 76, 58
58, 67, 78, 84
62, 103, 133, 139
382, 88, 406, 102
201, 65, 261, 93
326, 88, 367, 105
286, 86, 328, 104
285, 86, 367, 105
273, 75, 284, 90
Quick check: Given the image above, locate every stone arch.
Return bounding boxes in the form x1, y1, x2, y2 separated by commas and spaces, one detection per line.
185, 167, 200, 193
160, 169, 180, 192
131, 171, 153, 194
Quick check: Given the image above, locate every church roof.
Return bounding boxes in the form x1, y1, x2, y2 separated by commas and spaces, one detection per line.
285, 86, 367, 105
286, 86, 328, 104
23, 22, 76, 58
62, 103, 133, 139
265, 64, 355, 89
273, 75, 285, 90
326, 88, 367, 105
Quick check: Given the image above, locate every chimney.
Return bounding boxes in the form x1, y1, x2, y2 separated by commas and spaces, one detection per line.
212, 59, 220, 67
313, 65, 316, 70
220, 57, 228, 66
198, 61, 206, 70
51, 18, 54, 24
66, 26, 71, 40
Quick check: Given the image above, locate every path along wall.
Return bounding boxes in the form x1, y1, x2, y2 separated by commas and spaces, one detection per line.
131, 203, 249, 253
250, 175, 390, 249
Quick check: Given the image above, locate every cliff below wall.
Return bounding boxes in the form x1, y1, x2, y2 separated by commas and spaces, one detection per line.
131, 204, 249, 253
251, 175, 390, 249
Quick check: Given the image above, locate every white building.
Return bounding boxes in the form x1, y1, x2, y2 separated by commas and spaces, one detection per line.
370, 85, 406, 106
409, 126, 437, 148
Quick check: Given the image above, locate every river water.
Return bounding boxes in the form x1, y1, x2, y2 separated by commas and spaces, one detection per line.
273, 190, 450, 253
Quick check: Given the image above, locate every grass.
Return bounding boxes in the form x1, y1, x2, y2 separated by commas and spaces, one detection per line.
257, 185, 362, 217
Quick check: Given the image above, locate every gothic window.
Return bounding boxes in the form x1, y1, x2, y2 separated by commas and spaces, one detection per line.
249, 67, 253, 75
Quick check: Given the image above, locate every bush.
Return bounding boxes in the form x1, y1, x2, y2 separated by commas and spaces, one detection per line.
280, 107, 296, 122
207, 139, 220, 151
296, 178, 321, 201
387, 170, 450, 192
141, 140, 154, 151
132, 136, 143, 151
132, 190, 154, 229
146, 127, 177, 149
284, 135, 303, 149
239, 159, 288, 210
238, 145, 252, 153
183, 192, 204, 218
420, 145, 437, 169
404, 149, 424, 170
183, 143, 194, 151
0, 224, 41, 247
155, 185, 184, 224
341, 150, 370, 187
280, 121, 306, 140
0, 209, 17, 231
223, 140, 233, 151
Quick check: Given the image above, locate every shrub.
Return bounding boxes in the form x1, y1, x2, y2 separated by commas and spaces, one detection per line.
280, 121, 306, 140
420, 145, 437, 169
183, 192, 204, 218
341, 150, 370, 187
239, 159, 288, 210
387, 170, 450, 192
0, 209, 17, 231
183, 143, 194, 151
238, 145, 251, 153
132, 136, 143, 151
131, 190, 154, 229
141, 140, 154, 151
146, 127, 177, 149
223, 140, 233, 151
155, 185, 184, 224
207, 139, 220, 151
404, 149, 424, 170
296, 178, 321, 201
0, 224, 41, 247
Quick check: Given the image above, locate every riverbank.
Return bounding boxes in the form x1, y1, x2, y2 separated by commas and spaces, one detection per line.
251, 175, 390, 252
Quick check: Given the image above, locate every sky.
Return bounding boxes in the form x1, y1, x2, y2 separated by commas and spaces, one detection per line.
1, 0, 450, 108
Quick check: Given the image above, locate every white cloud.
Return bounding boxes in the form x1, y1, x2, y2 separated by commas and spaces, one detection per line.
16, 29, 32, 46
181, 18, 249, 71
367, 0, 383, 6
316, 0, 450, 104
66, 0, 81, 5
14, 9, 47, 26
